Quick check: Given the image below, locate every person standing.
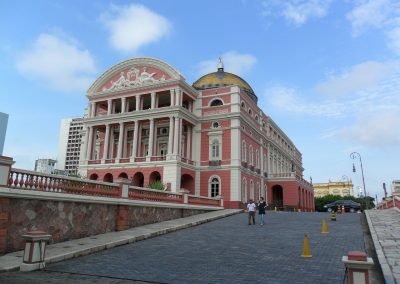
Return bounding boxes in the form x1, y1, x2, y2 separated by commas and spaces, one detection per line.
247, 199, 256, 225
258, 197, 267, 225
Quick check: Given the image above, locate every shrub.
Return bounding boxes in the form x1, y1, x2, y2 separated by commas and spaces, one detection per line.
147, 180, 167, 191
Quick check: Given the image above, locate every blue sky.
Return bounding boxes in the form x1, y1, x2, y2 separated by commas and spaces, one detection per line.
1, 0, 399, 201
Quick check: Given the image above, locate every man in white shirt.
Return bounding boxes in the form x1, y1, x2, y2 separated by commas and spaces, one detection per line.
247, 199, 256, 225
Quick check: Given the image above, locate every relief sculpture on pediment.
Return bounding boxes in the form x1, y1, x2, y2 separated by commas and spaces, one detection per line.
102, 66, 166, 91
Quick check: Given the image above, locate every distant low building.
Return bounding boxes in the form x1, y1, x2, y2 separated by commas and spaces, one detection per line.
392, 180, 400, 196
313, 180, 353, 197
0, 112, 8, 155
34, 158, 57, 174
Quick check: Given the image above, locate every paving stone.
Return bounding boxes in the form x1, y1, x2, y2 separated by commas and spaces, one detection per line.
43, 212, 364, 284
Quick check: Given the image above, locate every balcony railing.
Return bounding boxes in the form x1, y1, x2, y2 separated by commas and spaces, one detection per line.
181, 157, 195, 165
151, 156, 166, 161
209, 160, 221, 167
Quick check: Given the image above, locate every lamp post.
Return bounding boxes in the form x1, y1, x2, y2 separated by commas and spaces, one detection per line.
350, 152, 368, 209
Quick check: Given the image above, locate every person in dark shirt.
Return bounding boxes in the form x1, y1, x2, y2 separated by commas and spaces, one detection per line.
258, 197, 267, 225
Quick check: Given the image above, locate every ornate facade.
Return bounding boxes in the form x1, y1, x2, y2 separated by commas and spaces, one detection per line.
78, 58, 314, 210
313, 180, 354, 197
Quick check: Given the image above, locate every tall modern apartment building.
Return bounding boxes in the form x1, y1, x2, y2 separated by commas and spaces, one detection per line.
77, 57, 314, 210
57, 118, 83, 176
0, 112, 8, 155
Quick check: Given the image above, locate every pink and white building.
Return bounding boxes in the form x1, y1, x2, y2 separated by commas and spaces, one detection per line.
78, 57, 314, 210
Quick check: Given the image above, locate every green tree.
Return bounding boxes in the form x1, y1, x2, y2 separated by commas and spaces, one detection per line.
314, 194, 375, 211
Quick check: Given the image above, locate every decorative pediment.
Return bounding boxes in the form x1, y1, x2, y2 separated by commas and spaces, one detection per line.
100, 66, 170, 92
87, 57, 184, 95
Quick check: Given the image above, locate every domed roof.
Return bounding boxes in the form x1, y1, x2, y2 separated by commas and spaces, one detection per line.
192, 62, 258, 103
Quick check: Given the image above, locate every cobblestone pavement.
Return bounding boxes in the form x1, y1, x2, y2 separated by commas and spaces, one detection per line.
9, 212, 365, 284
367, 208, 400, 284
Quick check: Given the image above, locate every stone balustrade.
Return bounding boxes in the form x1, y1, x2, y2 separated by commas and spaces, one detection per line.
5, 167, 222, 208
376, 196, 400, 210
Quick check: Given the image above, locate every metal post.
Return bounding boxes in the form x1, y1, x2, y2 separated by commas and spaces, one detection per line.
350, 152, 368, 210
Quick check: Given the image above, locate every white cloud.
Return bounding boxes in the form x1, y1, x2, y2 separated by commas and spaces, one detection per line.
197, 51, 257, 76
315, 61, 399, 96
264, 85, 348, 117
101, 4, 172, 52
265, 60, 400, 147
347, 0, 391, 36
386, 25, 400, 55
16, 33, 97, 92
282, 0, 331, 26
261, 0, 332, 26
336, 111, 400, 146
347, 0, 400, 55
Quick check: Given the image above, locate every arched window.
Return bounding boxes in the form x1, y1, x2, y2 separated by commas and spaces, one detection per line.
248, 108, 252, 115
209, 176, 220, 197
242, 178, 247, 202
159, 143, 167, 156
242, 141, 247, 162
255, 115, 259, 122
250, 180, 254, 200
209, 99, 223, 107
211, 139, 219, 160
249, 145, 254, 166
241, 101, 245, 108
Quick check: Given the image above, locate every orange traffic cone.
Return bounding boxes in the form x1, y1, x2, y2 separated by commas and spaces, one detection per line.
301, 234, 312, 258
322, 218, 329, 234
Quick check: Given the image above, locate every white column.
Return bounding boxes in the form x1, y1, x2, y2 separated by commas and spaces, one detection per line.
135, 95, 141, 111
86, 126, 93, 160
81, 126, 89, 162
167, 117, 174, 155
179, 118, 183, 156
107, 99, 112, 115
148, 119, 154, 158
175, 88, 181, 106
90, 102, 95, 117
186, 125, 191, 159
117, 123, 124, 159
170, 89, 175, 106
121, 97, 126, 113
173, 117, 179, 155
103, 124, 110, 161
131, 121, 139, 159
260, 147, 264, 172
151, 92, 156, 109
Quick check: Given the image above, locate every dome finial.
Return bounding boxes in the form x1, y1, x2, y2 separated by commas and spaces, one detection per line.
217, 57, 224, 72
